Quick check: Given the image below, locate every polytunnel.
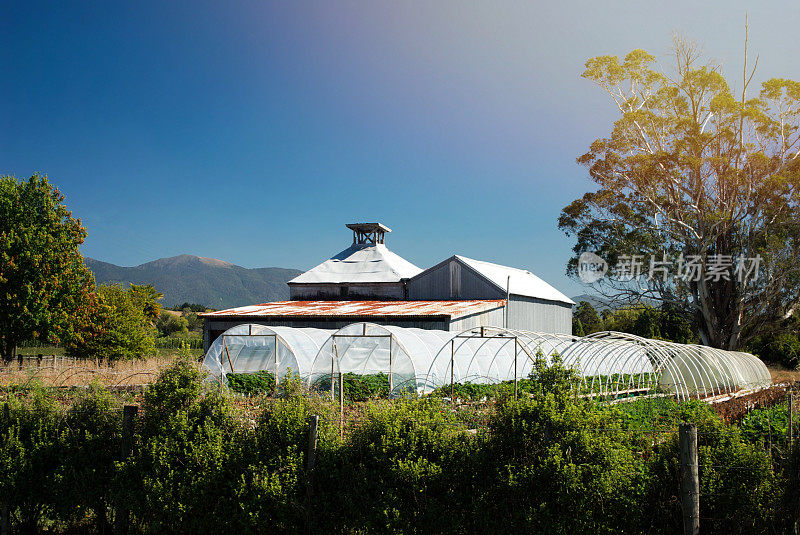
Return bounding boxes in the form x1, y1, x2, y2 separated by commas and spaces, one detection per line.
307, 323, 456, 397
205, 322, 771, 401
203, 324, 334, 384
418, 328, 770, 400
420, 327, 657, 396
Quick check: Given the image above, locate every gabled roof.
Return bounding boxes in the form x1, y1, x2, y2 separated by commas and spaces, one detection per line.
200, 300, 505, 318
288, 243, 423, 284
452, 255, 575, 305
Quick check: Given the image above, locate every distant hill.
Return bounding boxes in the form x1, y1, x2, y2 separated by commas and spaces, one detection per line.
85, 255, 302, 309
570, 294, 612, 311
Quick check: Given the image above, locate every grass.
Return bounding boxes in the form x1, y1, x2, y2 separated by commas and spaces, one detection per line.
767, 364, 800, 384
0, 354, 199, 389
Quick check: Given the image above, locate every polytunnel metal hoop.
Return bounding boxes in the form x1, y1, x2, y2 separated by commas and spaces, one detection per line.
206, 322, 771, 401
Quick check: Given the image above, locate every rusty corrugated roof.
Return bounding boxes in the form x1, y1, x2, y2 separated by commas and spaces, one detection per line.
200, 300, 505, 319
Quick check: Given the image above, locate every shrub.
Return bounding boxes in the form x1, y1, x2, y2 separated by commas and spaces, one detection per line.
232, 390, 339, 533
749, 332, 800, 369
644, 402, 778, 534
484, 359, 646, 534
53, 384, 122, 531
227, 371, 277, 396
116, 359, 239, 534
318, 397, 480, 534
0, 386, 63, 532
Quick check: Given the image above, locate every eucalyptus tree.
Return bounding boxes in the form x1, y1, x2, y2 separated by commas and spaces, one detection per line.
559, 36, 800, 349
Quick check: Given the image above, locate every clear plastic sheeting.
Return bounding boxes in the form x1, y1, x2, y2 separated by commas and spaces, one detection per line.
307, 323, 455, 397
203, 324, 334, 384
419, 328, 769, 400
421, 328, 657, 396
204, 323, 771, 400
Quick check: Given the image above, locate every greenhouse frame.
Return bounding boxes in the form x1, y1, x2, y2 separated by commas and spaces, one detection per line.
204, 323, 772, 400
203, 324, 334, 385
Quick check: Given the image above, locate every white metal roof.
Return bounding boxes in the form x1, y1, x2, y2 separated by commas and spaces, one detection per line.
456, 255, 575, 305
288, 243, 423, 284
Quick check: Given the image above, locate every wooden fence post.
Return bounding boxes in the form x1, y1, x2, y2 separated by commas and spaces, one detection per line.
680, 423, 700, 535
121, 405, 138, 459
305, 415, 319, 535
116, 405, 138, 535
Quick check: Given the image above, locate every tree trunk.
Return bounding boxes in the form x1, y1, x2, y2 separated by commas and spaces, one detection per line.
1, 341, 15, 364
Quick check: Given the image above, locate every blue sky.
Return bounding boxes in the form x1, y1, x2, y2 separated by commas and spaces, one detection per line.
3, 1, 799, 297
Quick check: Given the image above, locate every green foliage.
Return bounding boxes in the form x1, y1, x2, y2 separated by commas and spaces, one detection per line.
156, 310, 189, 337
484, 360, 646, 533
65, 283, 157, 360
227, 370, 277, 395
574, 300, 603, 334
1, 359, 799, 533
319, 396, 478, 534
118, 359, 239, 534
645, 404, 779, 534
172, 302, 211, 313
128, 284, 163, 324
748, 331, 800, 369
740, 403, 796, 448
184, 311, 204, 332
312, 373, 392, 401
0, 386, 63, 531
602, 304, 697, 343
0, 173, 95, 359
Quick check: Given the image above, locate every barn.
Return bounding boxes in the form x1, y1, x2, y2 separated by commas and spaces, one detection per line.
407, 255, 574, 334
202, 222, 573, 350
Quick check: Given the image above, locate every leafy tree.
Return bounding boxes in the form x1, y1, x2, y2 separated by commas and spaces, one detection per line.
65, 284, 157, 360
129, 284, 163, 324
173, 302, 212, 313
602, 304, 697, 343
748, 330, 800, 369
573, 317, 585, 336
156, 310, 189, 337
574, 300, 603, 334
559, 35, 800, 349
184, 311, 204, 333
0, 174, 94, 360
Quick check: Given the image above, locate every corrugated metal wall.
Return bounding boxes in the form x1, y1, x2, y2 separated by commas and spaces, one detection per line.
407, 258, 504, 300
449, 307, 506, 331
506, 295, 572, 334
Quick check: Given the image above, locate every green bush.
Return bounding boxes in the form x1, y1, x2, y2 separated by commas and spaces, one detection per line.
1, 358, 799, 534
227, 370, 277, 395
312, 373, 391, 401
55, 385, 122, 532
0, 386, 63, 532
482, 359, 647, 534
116, 359, 239, 534
644, 401, 779, 534
749, 332, 800, 369
317, 397, 480, 534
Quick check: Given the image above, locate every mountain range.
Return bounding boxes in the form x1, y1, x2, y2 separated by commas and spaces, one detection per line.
85, 254, 605, 312
85, 255, 302, 309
